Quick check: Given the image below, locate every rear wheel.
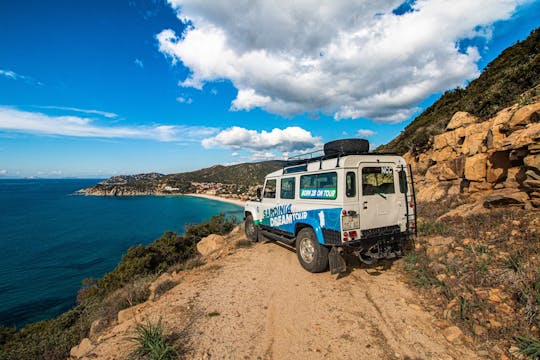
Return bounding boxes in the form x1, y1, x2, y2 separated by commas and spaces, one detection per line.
245, 214, 258, 242
296, 228, 329, 272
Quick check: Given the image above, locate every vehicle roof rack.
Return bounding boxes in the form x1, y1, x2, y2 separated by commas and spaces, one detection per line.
284, 150, 401, 170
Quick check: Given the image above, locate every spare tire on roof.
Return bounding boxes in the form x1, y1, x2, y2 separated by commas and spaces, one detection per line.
324, 139, 369, 156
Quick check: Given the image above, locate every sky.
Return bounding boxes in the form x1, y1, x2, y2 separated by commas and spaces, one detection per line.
0, 0, 539, 178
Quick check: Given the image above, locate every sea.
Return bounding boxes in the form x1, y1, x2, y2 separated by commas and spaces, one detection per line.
0, 179, 243, 328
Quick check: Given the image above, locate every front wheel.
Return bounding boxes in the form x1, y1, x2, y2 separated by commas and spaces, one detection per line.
245, 214, 259, 242
296, 228, 328, 273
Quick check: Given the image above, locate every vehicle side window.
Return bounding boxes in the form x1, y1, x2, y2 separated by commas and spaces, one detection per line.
346, 172, 356, 197
398, 170, 408, 194
300, 172, 337, 199
362, 167, 395, 195
263, 179, 276, 198
280, 177, 295, 199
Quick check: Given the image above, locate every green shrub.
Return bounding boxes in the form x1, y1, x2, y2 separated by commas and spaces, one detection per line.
515, 336, 540, 359
131, 319, 177, 360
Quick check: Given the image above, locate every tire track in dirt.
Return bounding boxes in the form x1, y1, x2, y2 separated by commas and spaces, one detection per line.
80, 237, 480, 359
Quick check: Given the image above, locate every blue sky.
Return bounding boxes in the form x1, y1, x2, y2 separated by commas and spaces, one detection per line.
0, 0, 539, 178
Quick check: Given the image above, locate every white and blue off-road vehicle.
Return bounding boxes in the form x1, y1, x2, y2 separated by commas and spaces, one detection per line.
244, 139, 417, 274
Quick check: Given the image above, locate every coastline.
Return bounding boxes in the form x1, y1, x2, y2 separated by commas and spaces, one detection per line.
184, 193, 246, 207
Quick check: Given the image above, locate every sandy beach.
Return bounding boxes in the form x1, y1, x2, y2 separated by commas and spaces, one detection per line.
184, 193, 247, 207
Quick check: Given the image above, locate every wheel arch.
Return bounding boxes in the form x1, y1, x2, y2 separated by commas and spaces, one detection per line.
294, 221, 325, 245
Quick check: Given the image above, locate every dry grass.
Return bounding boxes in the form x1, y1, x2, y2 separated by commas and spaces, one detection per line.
403, 204, 540, 357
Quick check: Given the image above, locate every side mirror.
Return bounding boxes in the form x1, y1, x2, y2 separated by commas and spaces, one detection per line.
256, 187, 262, 201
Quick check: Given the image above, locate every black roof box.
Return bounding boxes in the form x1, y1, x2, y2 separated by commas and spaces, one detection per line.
323, 138, 369, 156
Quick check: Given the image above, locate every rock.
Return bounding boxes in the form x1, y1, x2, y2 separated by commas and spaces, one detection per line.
469, 181, 492, 193
70, 338, 94, 359
487, 151, 511, 183
508, 102, 540, 128
473, 324, 487, 335
447, 111, 478, 130
524, 179, 540, 190
524, 154, 540, 173
527, 170, 540, 180
117, 302, 146, 324
498, 122, 540, 150
483, 189, 529, 208
442, 325, 463, 343
487, 125, 506, 149
426, 162, 460, 181
461, 129, 487, 155
431, 146, 457, 163
465, 153, 488, 181
197, 234, 228, 256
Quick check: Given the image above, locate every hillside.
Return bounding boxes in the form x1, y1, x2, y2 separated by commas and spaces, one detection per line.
80, 160, 285, 197
380, 28, 540, 154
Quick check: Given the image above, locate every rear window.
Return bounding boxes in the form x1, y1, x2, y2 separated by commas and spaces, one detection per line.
300, 172, 337, 199
362, 167, 395, 195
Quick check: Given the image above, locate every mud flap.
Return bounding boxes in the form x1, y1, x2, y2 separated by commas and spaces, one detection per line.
329, 247, 347, 274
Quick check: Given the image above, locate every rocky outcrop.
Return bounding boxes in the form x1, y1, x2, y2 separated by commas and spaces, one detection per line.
196, 234, 228, 257
407, 100, 540, 209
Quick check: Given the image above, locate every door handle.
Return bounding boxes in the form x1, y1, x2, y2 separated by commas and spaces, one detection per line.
363, 201, 368, 209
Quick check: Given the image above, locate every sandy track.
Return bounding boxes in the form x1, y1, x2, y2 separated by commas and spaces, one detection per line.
81, 238, 479, 360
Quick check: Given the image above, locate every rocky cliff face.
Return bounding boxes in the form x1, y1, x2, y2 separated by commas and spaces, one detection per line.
405, 99, 540, 211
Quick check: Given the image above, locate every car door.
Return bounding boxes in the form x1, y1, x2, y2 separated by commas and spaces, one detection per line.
359, 163, 401, 231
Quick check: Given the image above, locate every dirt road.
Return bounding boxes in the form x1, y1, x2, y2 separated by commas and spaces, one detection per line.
80, 237, 479, 359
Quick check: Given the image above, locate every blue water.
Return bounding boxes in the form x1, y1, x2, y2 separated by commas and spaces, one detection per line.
0, 179, 242, 328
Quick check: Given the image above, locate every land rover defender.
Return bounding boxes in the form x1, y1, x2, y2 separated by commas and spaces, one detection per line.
244, 139, 417, 274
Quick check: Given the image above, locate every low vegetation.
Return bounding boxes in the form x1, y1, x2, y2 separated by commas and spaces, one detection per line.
403, 201, 540, 357
130, 319, 177, 360
380, 28, 540, 154
0, 214, 237, 360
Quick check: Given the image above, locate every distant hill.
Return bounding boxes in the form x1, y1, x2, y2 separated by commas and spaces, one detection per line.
163, 160, 286, 187
379, 27, 540, 154
80, 160, 286, 196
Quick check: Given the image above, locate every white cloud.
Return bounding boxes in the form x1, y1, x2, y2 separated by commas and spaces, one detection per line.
357, 129, 376, 137
0, 68, 43, 86
134, 59, 144, 68
231, 152, 239, 157
0, 169, 7, 175
158, 0, 525, 122
176, 96, 193, 104
36, 106, 118, 119
202, 126, 322, 153
0, 107, 217, 142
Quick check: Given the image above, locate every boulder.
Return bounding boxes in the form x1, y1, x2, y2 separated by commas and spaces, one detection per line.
461, 122, 492, 155
431, 146, 457, 163
498, 122, 540, 150
464, 153, 487, 181
492, 105, 516, 126
446, 111, 478, 130
487, 151, 511, 183
486, 125, 506, 149
70, 338, 94, 359
524, 154, 540, 173
483, 189, 529, 208
196, 234, 227, 256
442, 326, 464, 343
508, 102, 540, 128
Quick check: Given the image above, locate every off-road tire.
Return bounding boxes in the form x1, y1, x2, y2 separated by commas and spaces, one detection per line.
295, 228, 329, 273
324, 138, 369, 156
245, 214, 259, 243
